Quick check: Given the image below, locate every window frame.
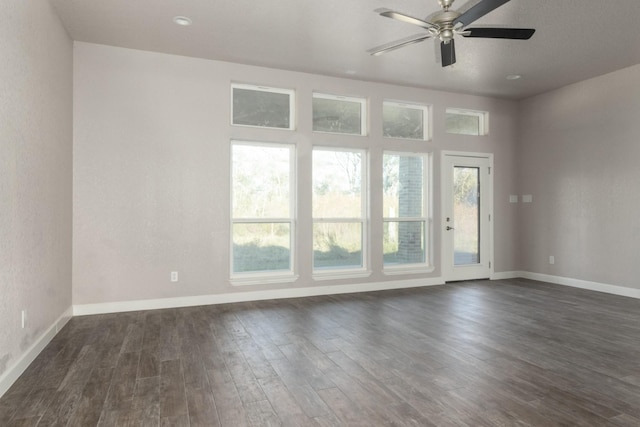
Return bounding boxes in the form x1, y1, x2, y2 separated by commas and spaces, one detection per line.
230, 140, 298, 285
382, 150, 434, 275
311, 146, 370, 280
312, 92, 368, 136
231, 83, 296, 130
445, 108, 489, 136
382, 100, 432, 141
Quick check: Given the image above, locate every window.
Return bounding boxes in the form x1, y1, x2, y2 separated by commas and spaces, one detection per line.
383, 152, 431, 271
231, 84, 295, 130
445, 108, 488, 136
231, 142, 295, 282
312, 93, 367, 136
383, 101, 430, 140
312, 148, 368, 276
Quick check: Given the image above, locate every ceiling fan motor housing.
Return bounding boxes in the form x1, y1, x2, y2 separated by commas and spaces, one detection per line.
431, 11, 461, 42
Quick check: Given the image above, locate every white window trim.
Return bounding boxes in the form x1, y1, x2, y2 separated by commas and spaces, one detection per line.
312, 147, 369, 278
230, 141, 297, 284
445, 107, 489, 136
312, 269, 372, 281
312, 92, 368, 136
383, 100, 432, 141
382, 151, 433, 274
231, 83, 296, 130
383, 264, 435, 275
230, 271, 300, 286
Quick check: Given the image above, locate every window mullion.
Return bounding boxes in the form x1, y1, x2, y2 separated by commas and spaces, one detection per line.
232, 218, 292, 223
383, 217, 426, 222
313, 218, 363, 223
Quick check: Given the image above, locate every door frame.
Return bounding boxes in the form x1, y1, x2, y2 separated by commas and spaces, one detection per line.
440, 151, 494, 282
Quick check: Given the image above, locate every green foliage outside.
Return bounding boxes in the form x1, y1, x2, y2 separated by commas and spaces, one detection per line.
313, 223, 362, 269
232, 148, 428, 273
233, 88, 290, 129
453, 167, 480, 263
446, 112, 480, 135
383, 104, 424, 139
312, 98, 362, 135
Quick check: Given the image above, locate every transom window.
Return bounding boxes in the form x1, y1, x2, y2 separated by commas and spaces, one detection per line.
312, 93, 367, 136
445, 108, 489, 136
383, 101, 430, 140
383, 152, 431, 271
312, 148, 368, 276
231, 83, 295, 130
231, 141, 296, 282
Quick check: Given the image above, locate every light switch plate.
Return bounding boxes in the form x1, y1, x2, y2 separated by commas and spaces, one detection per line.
522, 194, 533, 203
509, 195, 518, 203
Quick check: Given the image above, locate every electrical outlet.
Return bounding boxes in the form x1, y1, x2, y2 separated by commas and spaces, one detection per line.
171, 271, 179, 282
549, 256, 555, 265
21, 310, 26, 329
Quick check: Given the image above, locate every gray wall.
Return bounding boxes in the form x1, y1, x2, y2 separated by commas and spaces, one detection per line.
518, 64, 640, 290
0, 1, 73, 378
72, 42, 520, 306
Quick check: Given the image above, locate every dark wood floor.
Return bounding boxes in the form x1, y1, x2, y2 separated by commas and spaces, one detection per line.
2, 279, 640, 426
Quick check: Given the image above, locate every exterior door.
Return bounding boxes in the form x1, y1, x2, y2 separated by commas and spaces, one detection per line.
442, 152, 492, 281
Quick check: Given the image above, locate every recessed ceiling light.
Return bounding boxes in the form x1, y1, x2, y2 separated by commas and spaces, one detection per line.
506, 74, 522, 80
173, 16, 192, 26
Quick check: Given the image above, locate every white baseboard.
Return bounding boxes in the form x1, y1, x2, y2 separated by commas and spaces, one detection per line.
520, 271, 640, 299
73, 277, 445, 316
0, 306, 72, 398
491, 271, 523, 280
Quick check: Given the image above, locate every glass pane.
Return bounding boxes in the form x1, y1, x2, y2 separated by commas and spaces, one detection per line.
453, 167, 480, 265
233, 223, 290, 273
313, 150, 362, 218
233, 88, 291, 129
384, 221, 425, 265
383, 104, 424, 139
313, 222, 362, 269
446, 112, 480, 135
232, 144, 290, 218
383, 154, 423, 218
312, 97, 362, 135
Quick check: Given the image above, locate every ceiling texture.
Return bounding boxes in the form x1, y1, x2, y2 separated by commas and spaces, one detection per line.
51, 0, 640, 99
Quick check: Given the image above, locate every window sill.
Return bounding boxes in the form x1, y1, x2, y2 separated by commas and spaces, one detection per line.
383, 265, 435, 276
230, 273, 299, 286
311, 129, 367, 137
312, 269, 372, 281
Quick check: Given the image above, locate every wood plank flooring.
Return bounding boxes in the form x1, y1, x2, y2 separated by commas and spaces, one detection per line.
2, 278, 640, 426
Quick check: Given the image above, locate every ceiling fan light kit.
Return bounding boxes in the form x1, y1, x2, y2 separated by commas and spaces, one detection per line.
368, 0, 535, 67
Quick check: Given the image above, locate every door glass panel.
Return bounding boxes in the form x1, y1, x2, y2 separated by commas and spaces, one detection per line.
453, 167, 479, 265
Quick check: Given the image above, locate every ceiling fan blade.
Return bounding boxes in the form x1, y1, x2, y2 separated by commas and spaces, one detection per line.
462, 27, 535, 39
367, 33, 432, 56
453, 0, 511, 27
441, 40, 456, 67
375, 8, 438, 30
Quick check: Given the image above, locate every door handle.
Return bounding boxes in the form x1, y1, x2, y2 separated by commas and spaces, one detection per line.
446, 226, 455, 231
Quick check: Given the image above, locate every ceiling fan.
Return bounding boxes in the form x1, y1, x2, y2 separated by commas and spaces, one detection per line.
367, 0, 535, 67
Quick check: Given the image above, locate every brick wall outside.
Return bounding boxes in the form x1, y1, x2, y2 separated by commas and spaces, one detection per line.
397, 157, 424, 263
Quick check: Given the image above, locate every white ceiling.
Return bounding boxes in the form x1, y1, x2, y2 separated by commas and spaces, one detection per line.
51, 0, 640, 99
